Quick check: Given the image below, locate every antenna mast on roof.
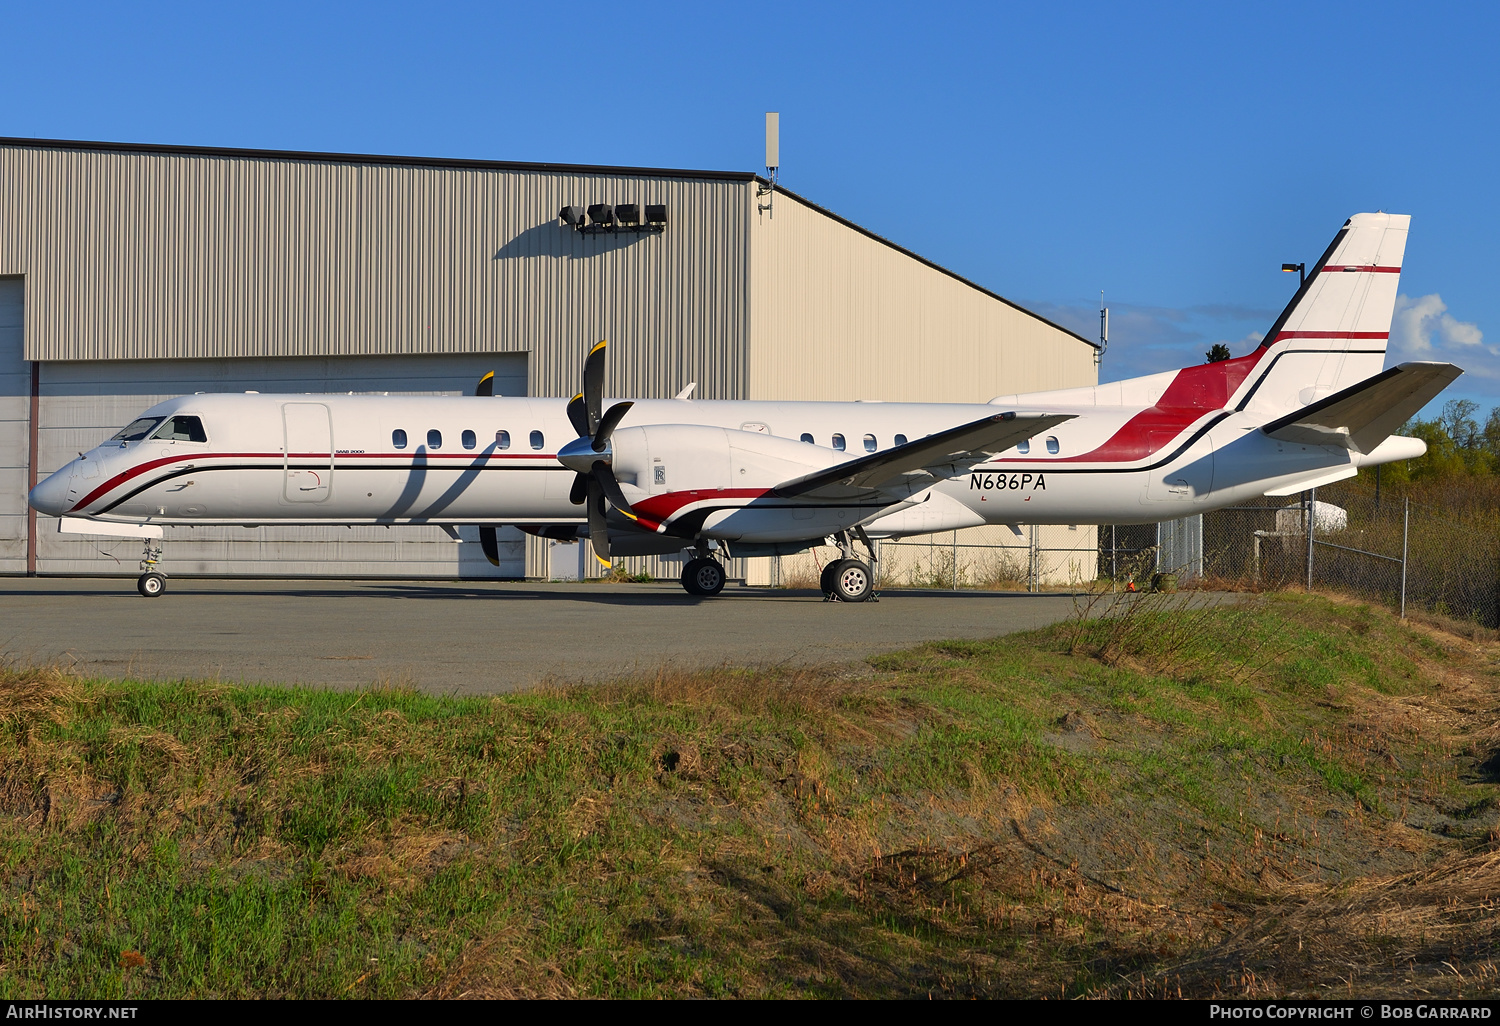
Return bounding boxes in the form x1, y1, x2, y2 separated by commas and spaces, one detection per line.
758, 112, 778, 217
1097, 291, 1109, 371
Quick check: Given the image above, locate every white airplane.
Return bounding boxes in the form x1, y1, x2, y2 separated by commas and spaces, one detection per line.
29, 212, 1460, 600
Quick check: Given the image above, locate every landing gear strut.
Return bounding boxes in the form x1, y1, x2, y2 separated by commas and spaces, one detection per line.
819, 528, 879, 603
680, 556, 726, 597
137, 538, 167, 598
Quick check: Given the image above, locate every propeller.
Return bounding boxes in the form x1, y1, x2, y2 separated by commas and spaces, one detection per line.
556, 340, 636, 564
474, 370, 500, 565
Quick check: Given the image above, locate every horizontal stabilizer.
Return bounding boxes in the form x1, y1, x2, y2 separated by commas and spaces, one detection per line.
774, 412, 1074, 501
1261, 362, 1463, 454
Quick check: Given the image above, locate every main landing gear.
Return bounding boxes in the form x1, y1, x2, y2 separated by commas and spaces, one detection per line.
680, 556, 726, 597
819, 527, 879, 603
137, 538, 167, 598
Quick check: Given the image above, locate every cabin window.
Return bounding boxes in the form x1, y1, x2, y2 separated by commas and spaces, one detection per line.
1046, 436, 1060, 454
894, 433, 908, 446
529, 430, 545, 450
392, 429, 408, 450
832, 433, 846, 451
150, 415, 207, 442
427, 429, 443, 450
111, 417, 164, 442
863, 433, 877, 452
800, 432, 814, 444
1016, 439, 1029, 454
496, 430, 510, 449
462, 429, 477, 450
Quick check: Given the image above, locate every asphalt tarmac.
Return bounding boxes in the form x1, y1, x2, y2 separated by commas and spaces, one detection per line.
0, 578, 1089, 693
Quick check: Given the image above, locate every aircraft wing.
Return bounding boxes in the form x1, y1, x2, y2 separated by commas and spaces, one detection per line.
773, 412, 1075, 501
1261, 362, 1463, 454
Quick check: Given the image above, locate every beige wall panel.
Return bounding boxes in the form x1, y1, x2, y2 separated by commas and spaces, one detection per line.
0, 144, 751, 403
748, 190, 1096, 403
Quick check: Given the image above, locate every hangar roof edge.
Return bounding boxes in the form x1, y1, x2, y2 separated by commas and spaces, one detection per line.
0, 135, 757, 183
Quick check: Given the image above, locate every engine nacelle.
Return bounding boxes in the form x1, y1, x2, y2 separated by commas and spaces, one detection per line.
611, 424, 832, 498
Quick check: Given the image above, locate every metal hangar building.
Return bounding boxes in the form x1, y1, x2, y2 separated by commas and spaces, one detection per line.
0, 137, 1098, 581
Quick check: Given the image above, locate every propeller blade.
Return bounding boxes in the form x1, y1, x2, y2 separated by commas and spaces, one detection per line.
587, 477, 610, 563
474, 371, 495, 398
591, 461, 637, 518
569, 471, 589, 505
479, 526, 500, 566
592, 401, 634, 452
566, 394, 590, 438
582, 339, 606, 435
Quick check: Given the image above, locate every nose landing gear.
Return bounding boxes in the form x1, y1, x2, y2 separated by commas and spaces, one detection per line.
137, 538, 167, 598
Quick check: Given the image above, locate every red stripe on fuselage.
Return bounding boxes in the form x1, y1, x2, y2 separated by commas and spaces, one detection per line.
71, 450, 561, 512
1321, 265, 1401, 273
1037, 347, 1266, 464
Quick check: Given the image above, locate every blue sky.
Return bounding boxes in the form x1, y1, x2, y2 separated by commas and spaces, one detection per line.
6, 2, 1495, 415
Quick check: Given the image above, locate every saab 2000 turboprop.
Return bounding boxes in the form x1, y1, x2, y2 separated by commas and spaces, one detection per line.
29, 212, 1461, 600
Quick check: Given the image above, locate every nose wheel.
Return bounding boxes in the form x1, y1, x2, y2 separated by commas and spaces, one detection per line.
680, 557, 726, 597
137, 538, 167, 597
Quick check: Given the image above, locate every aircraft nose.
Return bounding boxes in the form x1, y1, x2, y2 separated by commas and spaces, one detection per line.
28, 467, 75, 516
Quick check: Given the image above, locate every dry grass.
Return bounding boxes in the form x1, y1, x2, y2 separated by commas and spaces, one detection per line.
1, 593, 1498, 998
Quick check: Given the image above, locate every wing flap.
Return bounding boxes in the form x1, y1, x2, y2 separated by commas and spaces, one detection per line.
1262, 362, 1463, 453
774, 412, 1074, 501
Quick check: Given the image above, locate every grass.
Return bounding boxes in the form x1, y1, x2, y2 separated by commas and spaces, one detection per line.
1, 593, 1498, 999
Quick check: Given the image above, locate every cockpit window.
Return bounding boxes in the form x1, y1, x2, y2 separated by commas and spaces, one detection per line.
110, 417, 165, 442
150, 416, 208, 442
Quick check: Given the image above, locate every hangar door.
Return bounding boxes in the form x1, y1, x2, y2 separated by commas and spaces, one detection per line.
32, 353, 529, 579
0, 279, 23, 573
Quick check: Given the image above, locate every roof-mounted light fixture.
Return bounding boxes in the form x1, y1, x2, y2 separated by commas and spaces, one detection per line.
559, 202, 668, 235
1282, 262, 1306, 286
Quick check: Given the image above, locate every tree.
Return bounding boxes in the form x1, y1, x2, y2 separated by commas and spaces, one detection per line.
1205, 343, 1232, 363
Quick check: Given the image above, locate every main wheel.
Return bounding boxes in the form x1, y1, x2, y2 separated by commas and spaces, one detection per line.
137, 572, 166, 598
830, 560, 873, 603
680, 557, 726, 597
819, 561, 840, 598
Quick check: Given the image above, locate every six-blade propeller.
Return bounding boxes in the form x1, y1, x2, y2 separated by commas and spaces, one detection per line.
557, 340, 636, 563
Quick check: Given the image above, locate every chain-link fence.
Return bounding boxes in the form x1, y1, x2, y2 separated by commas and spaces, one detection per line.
860, 525, 1097, 591
1197, 481, 1500, 627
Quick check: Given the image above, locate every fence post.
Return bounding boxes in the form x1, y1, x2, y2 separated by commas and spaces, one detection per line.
1305, 488, 1316, 592
1400, 496, 1409, 619
1029, 524, 1039, 592
1110, 524, 1118, 591
951, 530, 958, 591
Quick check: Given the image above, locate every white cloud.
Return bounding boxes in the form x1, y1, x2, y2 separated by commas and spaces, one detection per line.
1391, 293, 1488, 362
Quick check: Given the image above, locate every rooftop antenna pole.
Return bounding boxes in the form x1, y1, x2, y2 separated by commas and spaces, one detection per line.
1097, 291, 1109, 371
758, 112, 779, 217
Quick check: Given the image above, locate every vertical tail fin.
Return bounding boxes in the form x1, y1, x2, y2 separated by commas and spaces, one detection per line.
1243, 212, 1409, 418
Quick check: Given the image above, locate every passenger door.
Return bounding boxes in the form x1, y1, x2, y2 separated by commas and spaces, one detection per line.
283, 402, 333, 503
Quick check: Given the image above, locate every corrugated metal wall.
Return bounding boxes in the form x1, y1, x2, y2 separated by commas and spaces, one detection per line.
747, 189, 1097, 402
0, 143, 752, 404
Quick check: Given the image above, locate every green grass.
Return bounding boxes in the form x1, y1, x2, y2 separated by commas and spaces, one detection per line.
1, 592, 1496, 998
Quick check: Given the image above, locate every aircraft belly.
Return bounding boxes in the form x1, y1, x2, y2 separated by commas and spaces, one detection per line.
701, 505, 879, 542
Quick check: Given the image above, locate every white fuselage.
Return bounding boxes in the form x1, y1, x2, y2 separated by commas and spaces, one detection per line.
37, 384, 1412, 547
